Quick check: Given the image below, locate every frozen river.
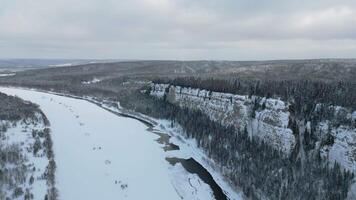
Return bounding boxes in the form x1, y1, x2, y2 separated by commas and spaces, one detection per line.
0, 87, 181, 200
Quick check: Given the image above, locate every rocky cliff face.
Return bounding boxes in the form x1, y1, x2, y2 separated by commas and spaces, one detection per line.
150, 83, 295, 154
150, 83, 356, 172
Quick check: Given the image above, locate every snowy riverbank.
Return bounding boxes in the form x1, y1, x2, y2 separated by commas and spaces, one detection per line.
0, 87, 180, 200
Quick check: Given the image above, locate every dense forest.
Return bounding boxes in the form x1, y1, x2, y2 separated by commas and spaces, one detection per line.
130, 90, 355, 199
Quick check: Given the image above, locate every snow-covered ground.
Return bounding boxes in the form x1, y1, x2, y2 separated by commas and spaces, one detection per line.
0, 73, 15, 77
168, 163, 215, 200
0, 121, 49, 200
0, 87, 181, 200
48, 63, 74, 67
82, 78, 101, 84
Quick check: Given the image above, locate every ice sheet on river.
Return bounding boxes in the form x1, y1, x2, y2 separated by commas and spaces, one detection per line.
0, 87, 181, 200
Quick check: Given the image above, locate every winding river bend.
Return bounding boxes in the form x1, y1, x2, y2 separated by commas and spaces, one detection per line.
0, 87, 230, 200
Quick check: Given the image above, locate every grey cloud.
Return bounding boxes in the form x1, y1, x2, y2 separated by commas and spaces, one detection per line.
0, 0, 355, 60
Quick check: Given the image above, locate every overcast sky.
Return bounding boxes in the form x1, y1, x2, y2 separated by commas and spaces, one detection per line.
0, 0, 356, 60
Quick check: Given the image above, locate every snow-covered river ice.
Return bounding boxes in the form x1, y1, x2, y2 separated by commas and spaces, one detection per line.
0, 87, 179, 199
0, 87, 241, 200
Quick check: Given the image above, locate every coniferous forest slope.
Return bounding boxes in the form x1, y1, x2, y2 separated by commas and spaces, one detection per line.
0, 92, 56, 200
0, 59, 355, 199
